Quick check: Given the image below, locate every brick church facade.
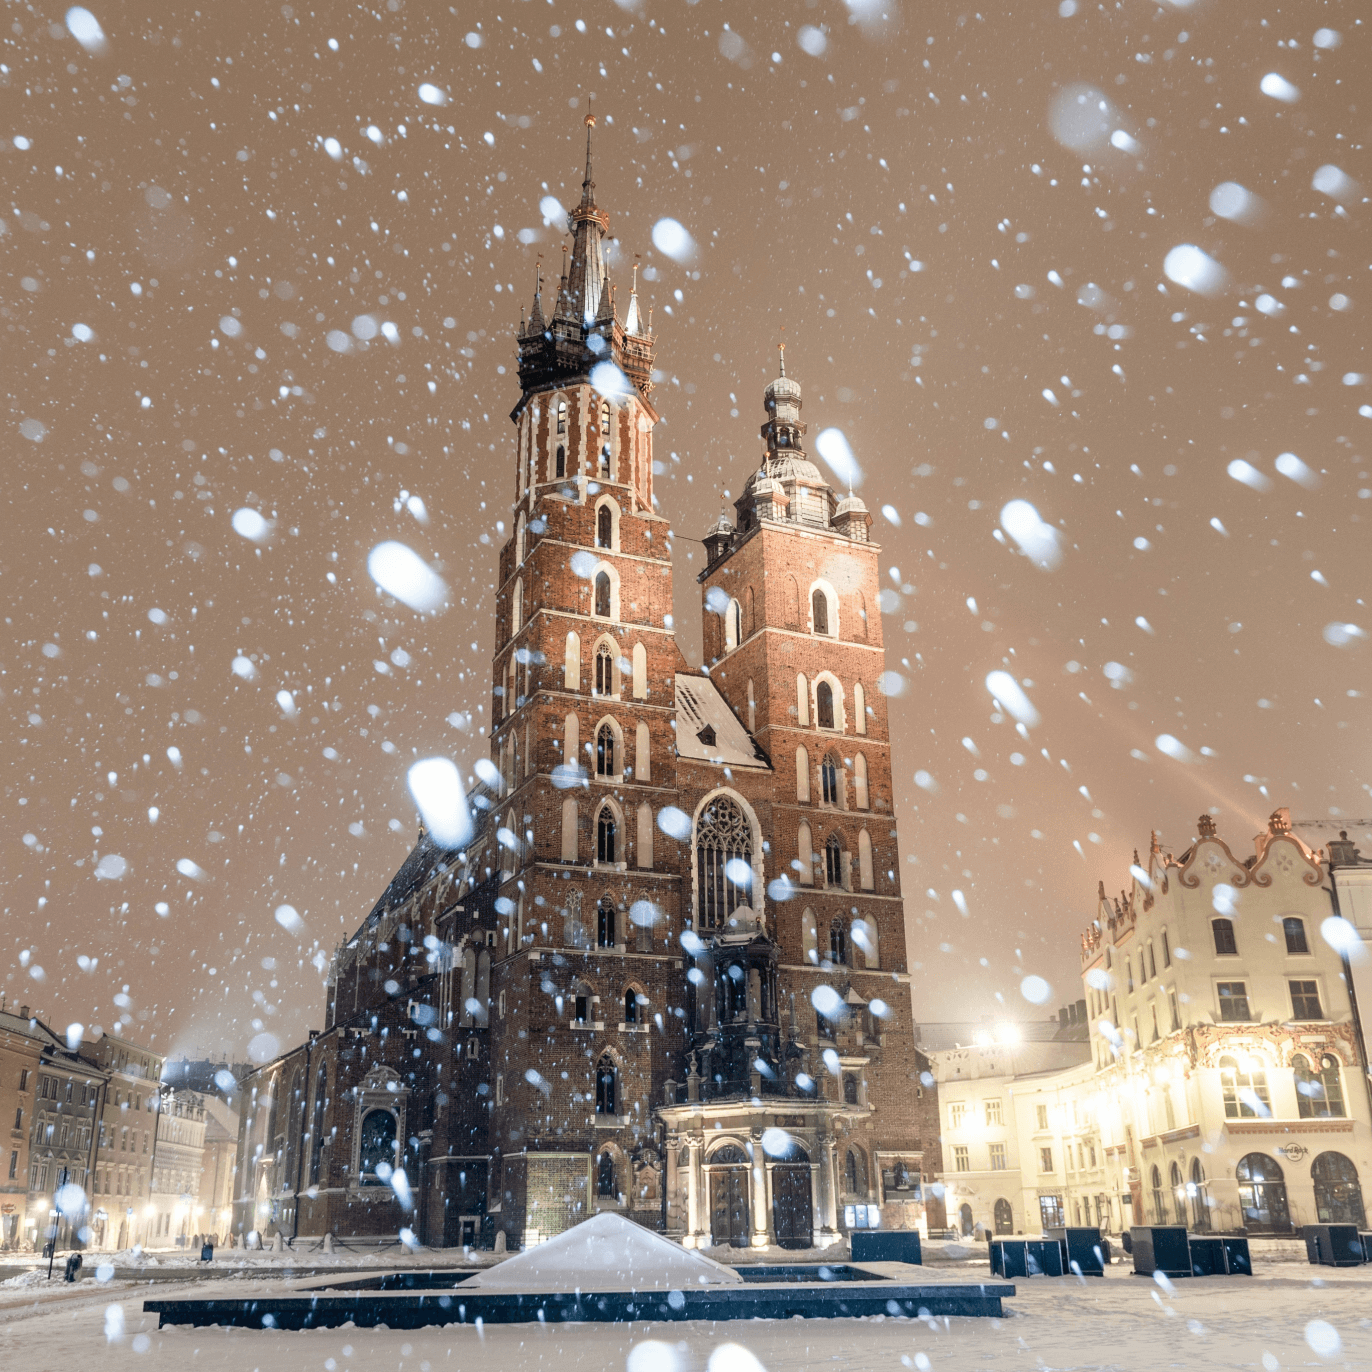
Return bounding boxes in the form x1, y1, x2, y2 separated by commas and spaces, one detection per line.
233, 121, 939, 1251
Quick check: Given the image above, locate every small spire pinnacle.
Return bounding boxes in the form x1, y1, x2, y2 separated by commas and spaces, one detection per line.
778, 331, 786, 378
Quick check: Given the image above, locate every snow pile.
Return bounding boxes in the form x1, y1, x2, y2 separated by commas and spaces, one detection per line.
466, 1212, 744, 1292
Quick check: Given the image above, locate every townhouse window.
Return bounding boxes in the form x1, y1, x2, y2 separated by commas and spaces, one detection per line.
1217, 981, 1251, 1022
985, 1099, 1003, 1126
1220, 1055, 1270, 1119
1035, 1104, 1048, 1130
948, 1102, 965, 1129
1283, 917, 1309, 955
989, 1142, 1008, 1171
1212, 918, 1238, 955
952, 1146, 970, 1173
1039, 1146, 1054, 1173
1294, 1053, 1346, 1119
1289, 980, 1323, 1021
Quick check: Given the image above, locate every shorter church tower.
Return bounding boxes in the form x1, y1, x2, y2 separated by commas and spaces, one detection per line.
658, 351, 938, 1249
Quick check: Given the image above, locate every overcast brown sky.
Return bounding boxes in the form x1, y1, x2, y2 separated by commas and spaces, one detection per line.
2, 0, 1368, 1061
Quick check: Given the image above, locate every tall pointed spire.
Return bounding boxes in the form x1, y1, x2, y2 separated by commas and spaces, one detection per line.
515, 113, 657, 402
580, 97, 596, 207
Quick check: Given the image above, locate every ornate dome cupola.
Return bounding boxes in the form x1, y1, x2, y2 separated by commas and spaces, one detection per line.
736, 344, 833, 530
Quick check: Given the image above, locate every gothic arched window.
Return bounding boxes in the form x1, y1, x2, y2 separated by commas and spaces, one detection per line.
596, 723, 616, 777
358, 1109, 397, 1184
599, 400, 612, 477
597, 504, 613, 549
597, 806, 617, 864
597, 898, 616, 948
308, 1064, 328, 1186
556, 444, 566, 478
821, 753, 839, 806
597, 1149, 616, 1197
594, 641, 613, 695
816, 679, 835, 730
594, 570, 612, 618
624, 987, 641, 1023
556, 400, 567, 434
695, 795, 752, 930
829, 920, 848, 965
812, 588, 829, 636
825, 834, 842, 886
595, 1054, 617, 1115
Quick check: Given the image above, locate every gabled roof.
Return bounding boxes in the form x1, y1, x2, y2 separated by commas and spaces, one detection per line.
348, 802, 493, 945
675, 673, 771, 770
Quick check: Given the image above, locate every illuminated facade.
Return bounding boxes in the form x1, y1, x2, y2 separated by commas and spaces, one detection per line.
936, 810, 1372, 1236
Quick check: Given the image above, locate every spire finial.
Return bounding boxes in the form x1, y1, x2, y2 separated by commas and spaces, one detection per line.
581, 94, 596, 203
778, 325, 787, 377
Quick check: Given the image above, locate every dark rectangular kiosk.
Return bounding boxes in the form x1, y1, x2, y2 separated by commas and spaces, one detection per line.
990, 1238, 1064, 1278
1304, 1224, 1365, 1267
851, 1231, 922, 1265
1130, 1226, 1191, 1278
1047, 1226, 1108, 1276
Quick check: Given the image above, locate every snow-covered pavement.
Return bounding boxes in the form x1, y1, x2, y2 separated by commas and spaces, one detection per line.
2, 1258, 1369, 1372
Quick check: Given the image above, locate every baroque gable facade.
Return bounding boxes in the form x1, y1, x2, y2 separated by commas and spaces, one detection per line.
233, 122, 936, 1251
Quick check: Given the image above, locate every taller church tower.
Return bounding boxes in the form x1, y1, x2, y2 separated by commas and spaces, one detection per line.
482, 113, 690, 1241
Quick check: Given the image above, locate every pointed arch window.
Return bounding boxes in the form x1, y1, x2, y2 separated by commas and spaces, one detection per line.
816, 680, 835, 730
811, 589, 829, 636
599, 400, 612, 477
825, 834, 843, 886
597, 1149, 616, 1197
829, 920, 848, 966
556, 444, 566, 478
596, 723, 616, 777
624, 987, 641, 1023
597, 503, 613, 549
594, 641, 614, 696
597, 898, 616, 949
556, 400, 567, 435
595, 1054, 617, 1115
854, 753, 869, 809
594, 570, 612, 618
596, 805, 617, 864
821, 753, 840, 806
695, 795, 753, 930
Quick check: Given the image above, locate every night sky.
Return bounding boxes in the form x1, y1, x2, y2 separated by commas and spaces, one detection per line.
3, 0, 1367, 1062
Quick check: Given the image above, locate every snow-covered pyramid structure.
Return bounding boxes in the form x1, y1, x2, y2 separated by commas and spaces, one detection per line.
466, 1213, 745, 1292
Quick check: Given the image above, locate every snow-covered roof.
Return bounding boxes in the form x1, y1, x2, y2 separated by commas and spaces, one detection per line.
466, 1211, 744, 1291
675, 673, 770, 770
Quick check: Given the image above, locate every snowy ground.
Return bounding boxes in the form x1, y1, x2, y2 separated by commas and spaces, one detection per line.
2, 1249, 1370, 1372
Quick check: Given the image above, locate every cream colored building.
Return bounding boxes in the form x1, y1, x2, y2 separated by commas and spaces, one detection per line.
85, 1032, 163, 1251
936, 810, 1372, 1237
148, 1089, 207, 1247
197, 1093, 239, 1242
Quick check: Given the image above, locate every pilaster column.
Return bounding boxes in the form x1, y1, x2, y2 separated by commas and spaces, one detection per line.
750, 1129, 769, 1247
687, 1133, 707, 1249
815, 1122, 840, 1245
